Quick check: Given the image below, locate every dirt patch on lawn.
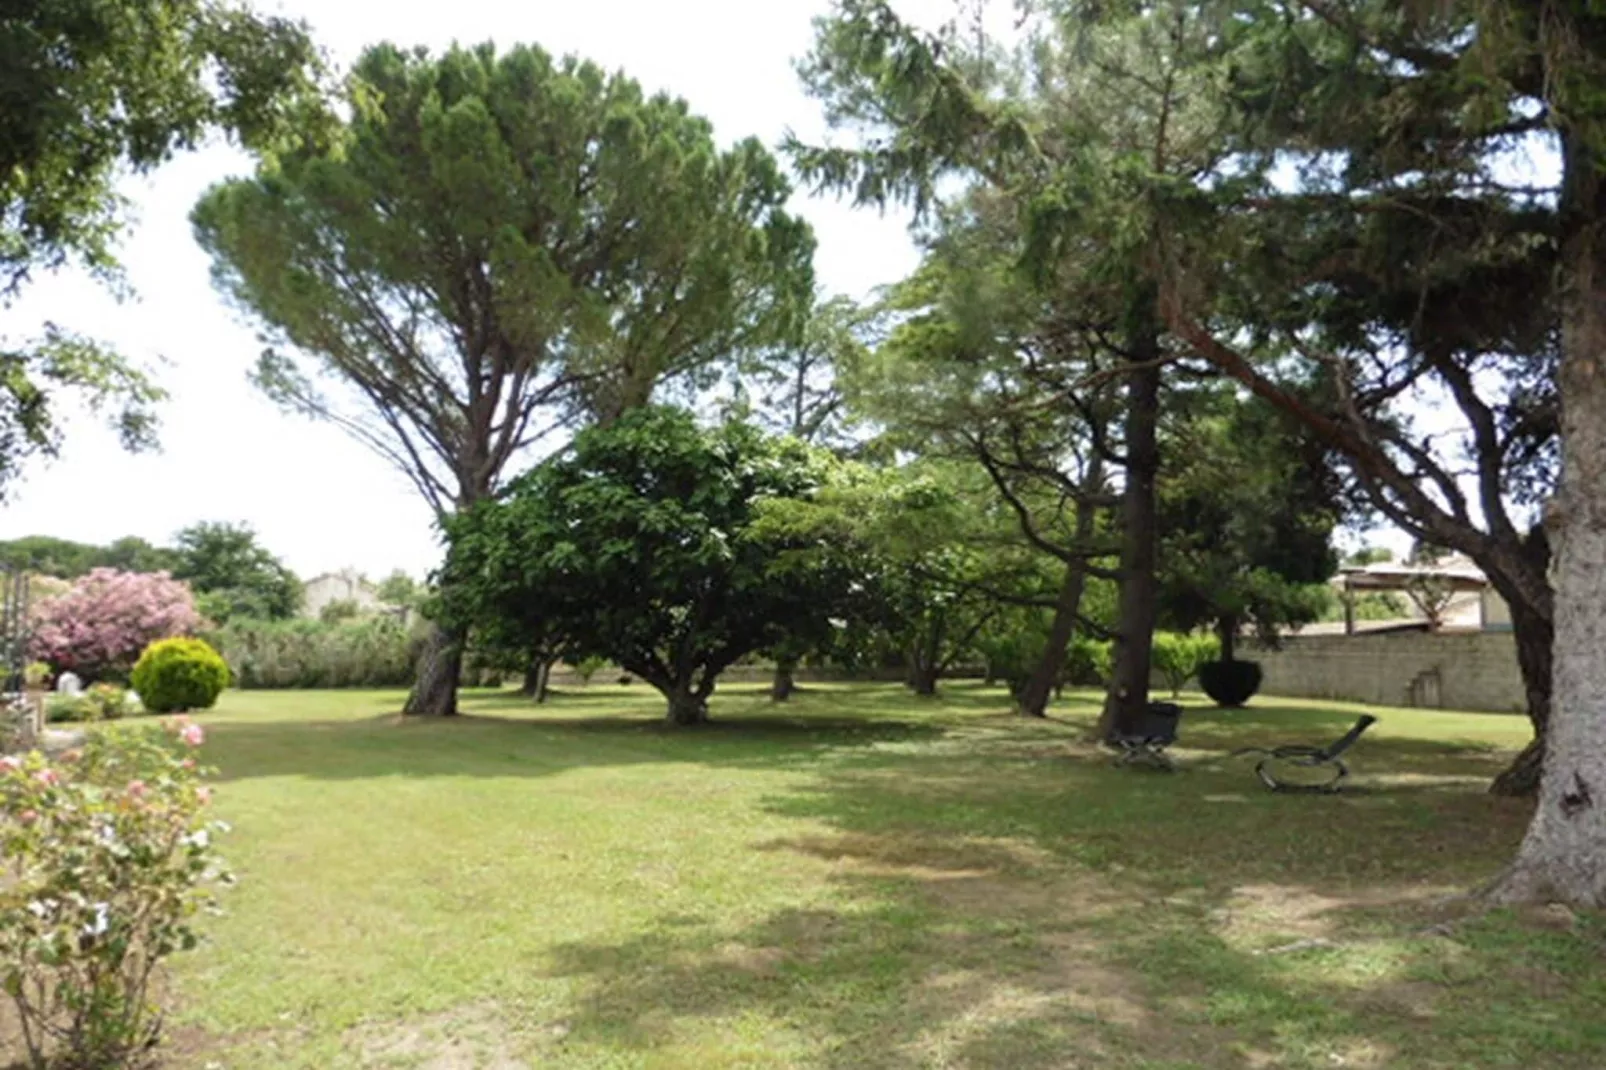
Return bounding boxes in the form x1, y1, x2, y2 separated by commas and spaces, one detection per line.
347, 1003, 531, 1069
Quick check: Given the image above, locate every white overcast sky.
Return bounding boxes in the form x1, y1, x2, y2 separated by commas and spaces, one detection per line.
1, 0, 974, 580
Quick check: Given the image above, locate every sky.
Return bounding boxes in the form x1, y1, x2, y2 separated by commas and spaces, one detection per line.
2, 0, 967, 580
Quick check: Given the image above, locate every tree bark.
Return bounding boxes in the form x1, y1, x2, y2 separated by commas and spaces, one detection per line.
908, 663, 940, 696
905, 614, 944, 696
1490, 130, 1606, 907
1019, 555, 1093, 718
522, 653, 554, 704
666, 686, 710, 725
771, 657, 797, 703
1098, 334, 1162, 741
403, 623, 463, 717
1490, 583, 1553, 796
1217, 615, 1237, 664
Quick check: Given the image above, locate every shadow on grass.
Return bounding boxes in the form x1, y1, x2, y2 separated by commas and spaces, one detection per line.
206, 685, 955, 784
533, 728, 1601, 1070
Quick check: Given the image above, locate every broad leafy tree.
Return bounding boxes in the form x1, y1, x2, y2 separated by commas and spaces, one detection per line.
0, 0, 321, 499
441, 407, 863, 724
171, 521, 300, 622
193, 41, 814, 715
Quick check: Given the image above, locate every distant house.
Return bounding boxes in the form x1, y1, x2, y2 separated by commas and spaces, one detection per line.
301, 569, 384, 620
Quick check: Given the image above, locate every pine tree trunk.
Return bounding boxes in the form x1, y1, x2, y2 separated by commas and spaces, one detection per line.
1098, 334, 1162, 741
1489, 134, 1606, 907
1490, 593, 1553, 796
1019, 557, 1092, 718
404, 623, 462, 717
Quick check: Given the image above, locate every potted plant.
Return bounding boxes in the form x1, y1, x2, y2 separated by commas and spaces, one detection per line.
23, 661, 50, 694
21, 662, 51, 739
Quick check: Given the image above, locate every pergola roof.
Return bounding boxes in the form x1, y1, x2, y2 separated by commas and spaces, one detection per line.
1333, 562, 1489, 594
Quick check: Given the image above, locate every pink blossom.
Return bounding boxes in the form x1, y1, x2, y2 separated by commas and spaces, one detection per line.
0, 755, 20, 773
126, 780, 147, 799
18, 809, 37, 825
181, 758, 196, 771
28, 569, 200, 677
195, 786, 212, 805
34, 768, 59, 788
179, 723, 205, 747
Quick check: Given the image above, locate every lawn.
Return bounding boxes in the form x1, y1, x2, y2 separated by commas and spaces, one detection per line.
76, 684, 1606, 1067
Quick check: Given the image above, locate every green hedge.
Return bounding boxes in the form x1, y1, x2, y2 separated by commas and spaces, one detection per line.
204, 617, 421, 689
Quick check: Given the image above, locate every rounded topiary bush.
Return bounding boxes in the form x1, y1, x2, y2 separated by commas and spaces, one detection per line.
1198, 659, 1263, 708
131, 638, 231, 713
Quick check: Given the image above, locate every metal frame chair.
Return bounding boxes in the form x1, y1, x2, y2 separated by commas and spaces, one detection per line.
1109, 702, 1183, 771
1231, 714, 1378, 792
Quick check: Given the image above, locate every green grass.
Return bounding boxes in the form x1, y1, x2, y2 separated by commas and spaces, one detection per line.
51, 684, 1606, 1068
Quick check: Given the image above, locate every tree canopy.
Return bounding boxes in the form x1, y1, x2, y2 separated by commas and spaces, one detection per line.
193, 40, 816, 714
170, 521, 300, 622
0, 0, 322, 502
441, 407, 865, 724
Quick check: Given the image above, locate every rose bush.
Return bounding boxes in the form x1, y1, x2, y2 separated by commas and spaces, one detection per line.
0, 719, 227, 1068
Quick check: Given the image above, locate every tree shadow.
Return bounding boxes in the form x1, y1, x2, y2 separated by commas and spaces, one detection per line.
205, 686, 952, 784
528, 717, 1601, 1070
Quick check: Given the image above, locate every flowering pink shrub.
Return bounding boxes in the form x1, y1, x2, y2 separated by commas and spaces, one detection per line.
29, 569, 200, 679
0, 719, 227, 1067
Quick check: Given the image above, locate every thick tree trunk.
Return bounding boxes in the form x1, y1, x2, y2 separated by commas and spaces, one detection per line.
403, 623, 462, 717
908, 664, 939, 697
1019, 557, 1093, 718
1490, 134, 1606, 907
666, 686, 710, 726
1098, 337, 1162, 741
522, 654, 554, 704
771, 657, 797, 703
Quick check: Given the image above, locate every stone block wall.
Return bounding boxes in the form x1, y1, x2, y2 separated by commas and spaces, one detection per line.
1246, 631, 1525, 713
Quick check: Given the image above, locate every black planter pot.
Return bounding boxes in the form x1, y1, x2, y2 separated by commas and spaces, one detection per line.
1198, 659, 1262, 707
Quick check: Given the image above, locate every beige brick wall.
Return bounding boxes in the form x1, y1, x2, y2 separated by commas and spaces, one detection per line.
1247, 631, 1526, 713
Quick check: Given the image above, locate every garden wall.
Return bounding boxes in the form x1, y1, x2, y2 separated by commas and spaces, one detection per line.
1247, 631, 1526, 713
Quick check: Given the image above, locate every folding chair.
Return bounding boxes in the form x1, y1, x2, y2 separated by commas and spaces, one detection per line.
1109, 701, 1183, 771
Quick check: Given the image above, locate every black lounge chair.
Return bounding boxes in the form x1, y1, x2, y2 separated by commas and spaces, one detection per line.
1231, 714, 1378, 792
1109, 701, 1183, 771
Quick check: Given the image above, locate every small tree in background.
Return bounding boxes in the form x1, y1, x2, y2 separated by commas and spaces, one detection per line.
171, 521, 300, 623
30, 569, 199, 680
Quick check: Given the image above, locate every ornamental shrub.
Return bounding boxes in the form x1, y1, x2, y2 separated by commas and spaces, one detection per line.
45, 684, 131, 724
0, 720, 227, 1068
1150, 632, 1222, 697
1198, 659, 1264, 707
131, 638, 230, 713
86, 682, 131, 720
29, 569, 200, 680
